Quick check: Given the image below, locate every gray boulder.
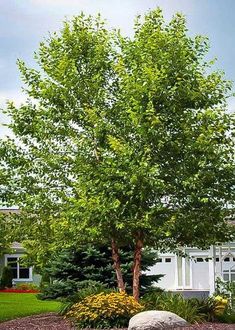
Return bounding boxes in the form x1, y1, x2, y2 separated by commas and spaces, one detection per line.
128, 310, 188, 330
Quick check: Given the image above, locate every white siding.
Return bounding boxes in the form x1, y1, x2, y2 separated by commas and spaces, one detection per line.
146, 254, 176, 290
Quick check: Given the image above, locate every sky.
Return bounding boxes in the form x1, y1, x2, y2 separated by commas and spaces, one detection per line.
1, 0, 235, 136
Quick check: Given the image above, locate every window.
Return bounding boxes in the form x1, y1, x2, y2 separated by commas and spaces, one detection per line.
216, 257, 220, 262
6, 256, 31, 280
224, 257, 230, 262
165, 258, 171, 263
196, 257, 204, 262
223, 269, 235, 282
156, 258, 162, 263
223, 273, 229, 281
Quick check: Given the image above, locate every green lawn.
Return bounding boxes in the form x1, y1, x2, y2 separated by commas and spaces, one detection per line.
0, 293, 61, 322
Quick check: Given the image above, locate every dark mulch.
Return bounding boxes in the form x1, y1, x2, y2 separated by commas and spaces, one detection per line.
182, 324, 235, 329
0, 313, 234, 330
0, 313, 75, 330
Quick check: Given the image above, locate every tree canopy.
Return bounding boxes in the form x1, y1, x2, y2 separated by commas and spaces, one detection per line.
0, 9, 234, 299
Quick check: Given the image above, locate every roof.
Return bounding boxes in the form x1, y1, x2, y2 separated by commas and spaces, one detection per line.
0, 209, 20, 214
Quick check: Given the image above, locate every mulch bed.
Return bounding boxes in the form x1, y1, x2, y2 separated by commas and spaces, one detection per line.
179, 324, 235, 329
0, 313, 75, 330
0, 313, 234, 329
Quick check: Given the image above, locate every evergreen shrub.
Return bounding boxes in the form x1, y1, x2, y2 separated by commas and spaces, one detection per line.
0, 266, 13, 288
37, 279, 79, 300
39, 244, 162, 299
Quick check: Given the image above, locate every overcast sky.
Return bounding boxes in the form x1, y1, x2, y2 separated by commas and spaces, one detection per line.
1, 0, 235, 136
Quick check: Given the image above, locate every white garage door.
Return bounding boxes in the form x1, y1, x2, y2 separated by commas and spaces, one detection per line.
192, 257, 209, 290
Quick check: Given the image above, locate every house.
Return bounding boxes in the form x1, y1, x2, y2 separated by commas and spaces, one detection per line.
0, 209, 40, 286
1, 209, 235, 293
147, 243, 235, 297
0, 242, 41, 285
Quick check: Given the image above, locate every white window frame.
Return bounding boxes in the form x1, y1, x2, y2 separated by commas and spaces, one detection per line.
223, 265, 235, 282
4, 254, 33, 282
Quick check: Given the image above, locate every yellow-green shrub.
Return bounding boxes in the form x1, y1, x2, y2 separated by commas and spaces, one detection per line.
214, 295, 228, 316
66, 291, 144, 328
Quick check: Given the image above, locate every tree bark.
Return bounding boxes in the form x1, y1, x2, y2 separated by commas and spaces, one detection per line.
132, 235, 143, 301
111, 238, 125, 292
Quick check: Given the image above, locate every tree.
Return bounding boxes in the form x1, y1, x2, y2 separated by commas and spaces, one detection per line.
0, 213, 10, 253
39, 244, 162, 296
0, 210, 16, 256
0, 9, 234, 300
0, 171, 13, 254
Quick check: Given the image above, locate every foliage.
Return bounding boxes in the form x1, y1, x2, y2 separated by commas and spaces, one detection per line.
142, 291, 229, 323
215, 277, 235, 309
39, 279, 111, 301
37, 279, 79, 300
214, 278, 235, 323
142, 292, 205, 323
15, 283, 39, 291
38, 244, 162, 296
189, 296, 228, 321
1, 8, 234, 296
188, 296, 217, 322
213, 295, 228, 316
58, 280, 113, 315
0, 213, 14, 255
217, 311, 235, 324
68, 280, 114, 302
66, 291, 144, 328
0, 293, 60, 322
0, 266, 13, 289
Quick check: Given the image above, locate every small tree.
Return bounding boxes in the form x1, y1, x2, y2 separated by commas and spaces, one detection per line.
1, 9, 234, 300
40, 244, 162, 295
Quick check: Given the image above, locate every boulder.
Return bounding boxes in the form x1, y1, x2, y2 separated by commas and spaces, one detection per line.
128, 310, 188, 330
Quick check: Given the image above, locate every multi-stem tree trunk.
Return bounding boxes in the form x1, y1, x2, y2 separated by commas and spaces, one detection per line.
111, 238, 125, 292
132, 235, 144, 301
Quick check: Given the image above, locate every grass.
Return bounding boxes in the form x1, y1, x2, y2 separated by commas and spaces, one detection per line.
0, 293, 61, 322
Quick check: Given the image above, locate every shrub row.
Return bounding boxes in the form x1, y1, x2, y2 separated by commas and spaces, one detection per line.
62, 289, 230, 329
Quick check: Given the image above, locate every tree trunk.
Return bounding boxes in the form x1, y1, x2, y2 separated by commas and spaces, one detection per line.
132, 236, 143, 301
111, 238, 125, 292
